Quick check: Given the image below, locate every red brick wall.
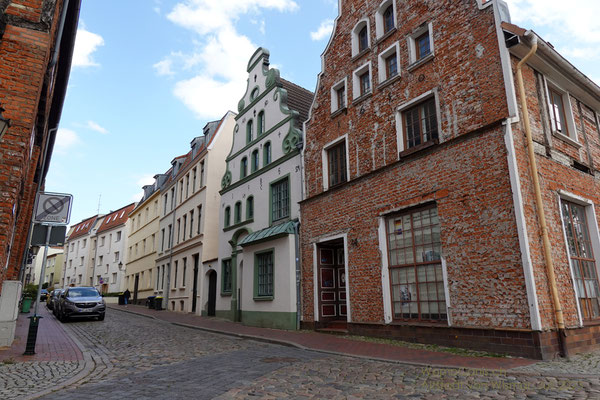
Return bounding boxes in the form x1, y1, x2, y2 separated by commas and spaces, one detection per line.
0, 0, 64, 289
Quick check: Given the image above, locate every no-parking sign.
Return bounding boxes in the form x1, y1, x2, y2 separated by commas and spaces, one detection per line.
33, 192, 73, 225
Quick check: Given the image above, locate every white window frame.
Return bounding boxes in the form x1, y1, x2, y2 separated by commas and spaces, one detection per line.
321, 134, 350, 191
407, 22, 434, 66
351, 18, 371, 57
352, 61, 372, 100
543, 77, 579, 145
378, 41, 400, 84
330, 77, 348, 114
557, 190, 600, 326
394, 88, 442, 154
375, 0, 397, 39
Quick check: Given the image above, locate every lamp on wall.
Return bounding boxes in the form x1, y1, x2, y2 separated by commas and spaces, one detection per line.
0, 105, 11, 140
118, 261, 124, 270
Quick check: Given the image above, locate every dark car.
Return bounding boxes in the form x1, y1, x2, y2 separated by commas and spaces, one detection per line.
46, 289, 63, 311
40, 289, 49, 302
57, 287, 105, 322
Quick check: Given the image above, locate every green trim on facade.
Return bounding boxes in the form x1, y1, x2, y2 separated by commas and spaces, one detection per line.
246, 47, 270, 72
235, 83, 273, 121
253, 248, 275, 300
227, 116, 293, 162
240, 310, 297, 330
223, 218, 254, 233
238, 220, 295, 247
221, 258, 232, 296
215, 309, 235, 321
220, 150, 299, 195
268, 173, 291, 226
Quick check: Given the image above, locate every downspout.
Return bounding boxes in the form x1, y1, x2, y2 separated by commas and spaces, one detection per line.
515, 32, 568, 358
293, 221, 301, 330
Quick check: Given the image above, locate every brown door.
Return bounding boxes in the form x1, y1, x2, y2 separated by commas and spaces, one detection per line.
318, 244, 346, 322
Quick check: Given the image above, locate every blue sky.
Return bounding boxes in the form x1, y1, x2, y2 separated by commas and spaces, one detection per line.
46, 0, 600, 227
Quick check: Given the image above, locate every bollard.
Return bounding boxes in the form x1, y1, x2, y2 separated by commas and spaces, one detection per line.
24, 315, 42, 355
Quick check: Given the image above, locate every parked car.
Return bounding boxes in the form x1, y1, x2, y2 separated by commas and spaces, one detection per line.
56, 287, 105, 322
46, 289, 63, 311
39, 289, 48, 302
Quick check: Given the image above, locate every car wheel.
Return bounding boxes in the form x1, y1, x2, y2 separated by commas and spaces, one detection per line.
59, 311, 67, 323
97, 313, 105, 321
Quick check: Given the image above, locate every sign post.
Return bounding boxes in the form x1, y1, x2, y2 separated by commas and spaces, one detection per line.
24, 192, 72, 355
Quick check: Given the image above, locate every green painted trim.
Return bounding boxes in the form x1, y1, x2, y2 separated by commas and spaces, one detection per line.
246, 47, 270, 72
268, 174, 291, 226
223, 218, 253, 233
235, 85, 273, 121
227, 116, 293, 162
221, 150, 298, 195
253, 248, 275, 299
257, 110, 265, 136
221, 258, 232, 295
215, 309, 235, 321
224, 206, 231, 228
250, 86, 260, 101
240, 310, 297, 330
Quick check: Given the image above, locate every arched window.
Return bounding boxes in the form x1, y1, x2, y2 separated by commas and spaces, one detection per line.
234, 201, 242, 224
246, 120, 253, 143
257, 111, 265, 136
247, 196, 254, 219
358, 26, 368, 52
263, 142, 272, 166
224, 206, 231, 227
383, 5, 394, 33
240, 157, 248, 178
251, 149, 259, 172
251, 87, 259, 100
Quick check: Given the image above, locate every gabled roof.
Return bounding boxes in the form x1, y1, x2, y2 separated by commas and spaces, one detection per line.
96, 203, 136, 234
280, 78, 314, 127
68, 215, 100, 240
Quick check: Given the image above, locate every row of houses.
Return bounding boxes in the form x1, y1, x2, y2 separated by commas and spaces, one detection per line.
61, 0, 600, 359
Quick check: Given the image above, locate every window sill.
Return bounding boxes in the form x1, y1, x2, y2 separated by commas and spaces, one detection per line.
399, 139, 439, 159
254, 295, 274, 301
552, 131, 582, 148
221, 292, 232, 297
352, 91, 373, 106
407, 53, 434, 72
390, 319, 449, 327
375, 27, 397, 45
330, 106, 347, 119
377, 74, 401, 91
351, 47, 371, 62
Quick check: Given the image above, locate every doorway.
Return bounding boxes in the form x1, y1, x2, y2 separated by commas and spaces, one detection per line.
133, 274, 139, 304
207, 269, 216, 317
191, 254, 199, 313
317, 239, 347, 325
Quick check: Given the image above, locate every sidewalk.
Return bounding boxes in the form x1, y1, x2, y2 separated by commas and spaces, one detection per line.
109, 304, 537, 370
0, 303, 83, 363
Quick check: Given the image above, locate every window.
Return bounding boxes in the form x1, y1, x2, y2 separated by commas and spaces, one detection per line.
256, 251, 274, 298
98, 255, 103, 266
251, 87, 259, 100
240, 157, 248, 179
353, 62, 372, 99
197, 205, 202, 234
100, 236, 105, 246
161, 228, 165, 251
177, 219, 181, 243
375, 0, 396, 38
234, 201, 242, 224
402, 97, 438, 149
114, 252, 119, 262
378, 42, 400, 83
386, 205, 446, 322
151, 234, 155, 251
167, 224, 172, 248
170, 188, 175, 209
112, 272, 117, 284
263, 142, 272, 166
327, 140, 347, 187
164, 194, 168, 214
224, 206, 231, 227
185, 174, 190, 198
82, 239, 86, 248
80, 257, 84, 266
257, 111, 265, 136
246, 120, 253, 143
271, 178, 290, 223
200, 161, 205, 187
409, 23, 434, 65
174, 261, 178, 288
143, 238, 147, 253
561, 200, 600, 320
547, 84, 575, 139
222, 259, 232, 294
116, 231, 121, 242
183, 215, 187, 241
251, 149, 259, 172
352, 20, 370, 57
331, 78, 347, 113
247, 196, 254, 220
182, 258, 187, 287
192, 167, 197, 192
190, 210, 194, 237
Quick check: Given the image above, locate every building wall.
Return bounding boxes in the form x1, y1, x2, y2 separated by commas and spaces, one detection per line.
95, 223, 129, 293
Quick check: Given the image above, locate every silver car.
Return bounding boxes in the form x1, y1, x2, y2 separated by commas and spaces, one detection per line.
57, 287, 106, 321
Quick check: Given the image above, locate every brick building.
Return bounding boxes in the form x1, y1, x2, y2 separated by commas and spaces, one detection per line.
300, 0, 600, 359
0, 0, 80, 346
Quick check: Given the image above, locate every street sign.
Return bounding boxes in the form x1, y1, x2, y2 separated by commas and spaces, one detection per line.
31, 224, 67, 246
33, 192, 73, 225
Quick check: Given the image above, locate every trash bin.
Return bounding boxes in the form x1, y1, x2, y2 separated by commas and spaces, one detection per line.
154, 297, 163, 310
21, 297, 32, 313
118, 294, 125, 305
147, 296, 156, 309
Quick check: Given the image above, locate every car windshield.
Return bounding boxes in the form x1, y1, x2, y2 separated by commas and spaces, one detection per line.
68, 288, 100, 298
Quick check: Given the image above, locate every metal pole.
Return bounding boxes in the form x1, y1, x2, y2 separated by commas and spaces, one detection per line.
24, 225, 52, 355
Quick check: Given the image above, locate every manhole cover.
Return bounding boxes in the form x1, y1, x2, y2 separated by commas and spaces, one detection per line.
260, 357, 299, 363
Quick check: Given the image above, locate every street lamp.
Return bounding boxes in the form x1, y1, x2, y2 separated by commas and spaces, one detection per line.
118, 261, 123, 270
0, 105, 11, 140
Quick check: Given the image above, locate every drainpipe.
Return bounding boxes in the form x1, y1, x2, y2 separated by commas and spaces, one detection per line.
515, 31, 568, 358
293, 220, 301, 330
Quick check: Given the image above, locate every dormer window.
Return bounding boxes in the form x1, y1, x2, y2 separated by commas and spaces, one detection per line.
352, 20, 370, 57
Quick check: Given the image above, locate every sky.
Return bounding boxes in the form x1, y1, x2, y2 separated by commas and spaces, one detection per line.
46, 0, 600, 228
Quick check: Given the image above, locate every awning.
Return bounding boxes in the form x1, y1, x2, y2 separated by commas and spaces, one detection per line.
238, 220, 296, 247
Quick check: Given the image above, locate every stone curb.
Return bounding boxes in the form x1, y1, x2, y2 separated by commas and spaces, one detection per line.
109, 306, 599, 380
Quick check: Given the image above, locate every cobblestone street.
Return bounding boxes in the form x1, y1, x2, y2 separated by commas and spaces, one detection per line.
0, 308, 587, 399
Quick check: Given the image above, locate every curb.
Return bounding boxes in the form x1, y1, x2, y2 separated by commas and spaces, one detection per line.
108, 306, 599, 380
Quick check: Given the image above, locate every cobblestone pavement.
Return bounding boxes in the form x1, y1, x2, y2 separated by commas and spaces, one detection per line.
33, 309, 600, 399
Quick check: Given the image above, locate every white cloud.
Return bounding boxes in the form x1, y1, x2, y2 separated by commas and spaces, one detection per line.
159, 0, 298, 119
136, 174, 156, 187
310, 18, 334, 41
86, 121, 108, 134
131, 191, 144, 202
72, 28, 104, 68
54, 128, 81, 154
